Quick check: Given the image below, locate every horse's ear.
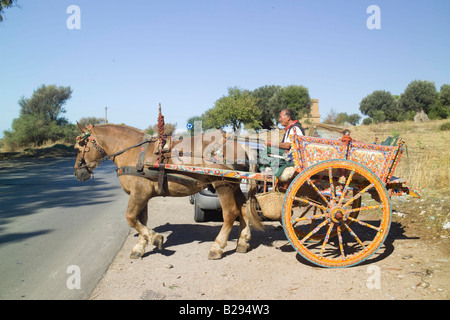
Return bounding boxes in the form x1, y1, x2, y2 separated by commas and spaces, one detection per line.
76, 122, 87, 133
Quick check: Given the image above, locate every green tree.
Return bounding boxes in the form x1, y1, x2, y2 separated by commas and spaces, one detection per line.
3, 114, 49, 148
399, 80, 438, 115
346, 113, 362, 125
203, 87, 261, 131
251, 85, 282, 129
323, 110, 361, 126
3, 84, 75, 148
362, 118, 373, 125
0, 0, 18, 22
19, 84, 72, 124
277, 85, 311, 120
359, 90, 399, 122
3, 114, 76, 148
439, 84, 450, 107
372, 110, 386, 124
428, 84, 450, 119
335, 112, 362, 126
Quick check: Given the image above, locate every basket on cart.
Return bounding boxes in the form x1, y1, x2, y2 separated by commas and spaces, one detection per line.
256, 191, 285, 220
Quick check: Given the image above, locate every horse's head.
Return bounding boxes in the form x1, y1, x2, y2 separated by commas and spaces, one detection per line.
74, 122, 107, 181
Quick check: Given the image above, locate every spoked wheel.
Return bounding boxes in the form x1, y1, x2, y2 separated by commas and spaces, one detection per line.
291, 186, 362, 242
282, 159, 391, 268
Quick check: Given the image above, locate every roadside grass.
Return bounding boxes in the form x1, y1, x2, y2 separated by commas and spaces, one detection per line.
351, 119, 450, 196
0, 139, 75, 159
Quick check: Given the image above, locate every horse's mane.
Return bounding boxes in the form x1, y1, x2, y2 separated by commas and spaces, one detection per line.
94, 123, 147, 134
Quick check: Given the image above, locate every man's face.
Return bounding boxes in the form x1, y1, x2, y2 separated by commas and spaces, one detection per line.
279, 111, 290, 127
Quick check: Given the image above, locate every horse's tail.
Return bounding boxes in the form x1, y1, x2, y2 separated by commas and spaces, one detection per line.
245, 153, 264, 231
246, 180, 264, 231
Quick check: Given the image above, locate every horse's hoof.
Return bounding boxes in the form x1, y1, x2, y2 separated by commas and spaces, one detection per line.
152, 234, 164, 250
208, 250, 223, 260
236, 243, 250, 253
130, 251, 142, 259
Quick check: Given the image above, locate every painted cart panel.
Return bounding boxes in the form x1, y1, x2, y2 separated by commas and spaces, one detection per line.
292, 135, 402, 184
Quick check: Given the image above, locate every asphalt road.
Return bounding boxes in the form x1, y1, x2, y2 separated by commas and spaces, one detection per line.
0, 157, 130, 299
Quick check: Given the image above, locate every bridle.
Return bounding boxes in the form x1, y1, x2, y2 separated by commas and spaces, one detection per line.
74, 125, 107, 172
74, 125, 154, 172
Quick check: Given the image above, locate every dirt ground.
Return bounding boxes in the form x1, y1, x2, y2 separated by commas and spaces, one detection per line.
90, 196, 449, 300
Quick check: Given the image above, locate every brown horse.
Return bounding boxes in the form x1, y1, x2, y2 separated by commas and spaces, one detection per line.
73, 123, 262, 260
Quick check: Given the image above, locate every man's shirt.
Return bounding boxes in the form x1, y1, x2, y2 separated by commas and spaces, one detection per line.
282, 122, 305, 144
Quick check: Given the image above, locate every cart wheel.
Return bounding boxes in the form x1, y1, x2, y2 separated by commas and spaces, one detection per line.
292, 185, 361, 242
282, 159, 391, 268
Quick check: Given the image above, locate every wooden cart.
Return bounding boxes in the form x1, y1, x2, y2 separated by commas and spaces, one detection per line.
150, 132, 419, 268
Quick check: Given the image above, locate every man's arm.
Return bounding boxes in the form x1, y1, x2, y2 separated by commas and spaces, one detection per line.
266, 140, 291, 150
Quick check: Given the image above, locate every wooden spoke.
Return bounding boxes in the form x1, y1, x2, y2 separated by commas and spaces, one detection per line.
342, 222, 365, 249
346, 204, 381, 214
337, 225, 344, 258
291, 213, 329, 224
346, 216, 381, 232
292, 196, 327, 211
328, 167, 335, 199
342, 183, 374, 208
300, 219, 329, 244
307, 178, 330, 206
319, 222, 335, 256
338, 170, 355, 206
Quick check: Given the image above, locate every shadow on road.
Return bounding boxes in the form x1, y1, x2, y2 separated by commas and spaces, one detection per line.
0, 158, 119, 246
145, 218, 420, 268
137, 222, 287, 259
288, 221, 421, 268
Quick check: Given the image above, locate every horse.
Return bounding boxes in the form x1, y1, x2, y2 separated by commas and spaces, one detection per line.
73, 122, 263, 260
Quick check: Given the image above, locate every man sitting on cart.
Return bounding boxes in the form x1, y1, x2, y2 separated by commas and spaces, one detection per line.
267, 108, 305, 149
261, 108, 305, 180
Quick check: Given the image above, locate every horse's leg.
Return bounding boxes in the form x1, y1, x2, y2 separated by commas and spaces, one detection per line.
136, 202, 164, 254
235, 187, 251, 254
208, 183, 240, 260
126, 195, 164, 259
140, 202, 164, 250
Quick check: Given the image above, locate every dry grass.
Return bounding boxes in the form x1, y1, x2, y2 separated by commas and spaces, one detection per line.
351, 119, 450, 197
351, 120, 450, 238
0, 139, 72, 153
0, 139, 75, 159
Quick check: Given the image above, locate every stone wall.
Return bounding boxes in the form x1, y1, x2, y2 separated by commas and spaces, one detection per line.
301, 99, 321, 124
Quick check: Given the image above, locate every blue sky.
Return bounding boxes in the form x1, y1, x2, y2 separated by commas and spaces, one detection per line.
1, 0, 449, 137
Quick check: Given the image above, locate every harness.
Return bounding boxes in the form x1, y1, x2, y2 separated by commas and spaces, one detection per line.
75, 106, 255, 196
75, 106, 200, 196
74, 125, 152, 172
75, 128, 200, 195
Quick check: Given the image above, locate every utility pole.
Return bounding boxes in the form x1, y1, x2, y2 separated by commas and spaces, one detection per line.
105, 107, 108, 123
